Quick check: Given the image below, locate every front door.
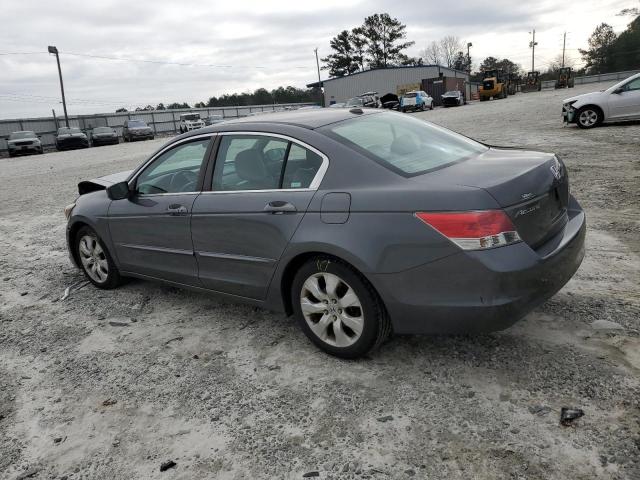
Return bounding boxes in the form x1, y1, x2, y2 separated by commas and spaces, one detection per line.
609, 76, 640, 120
191, 133, 326, 299
109, 136, 213, 285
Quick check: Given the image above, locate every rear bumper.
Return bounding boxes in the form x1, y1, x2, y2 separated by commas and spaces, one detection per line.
371, 196, 586, 334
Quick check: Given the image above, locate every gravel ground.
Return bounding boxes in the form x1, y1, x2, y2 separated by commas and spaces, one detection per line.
1, 83, 639, 480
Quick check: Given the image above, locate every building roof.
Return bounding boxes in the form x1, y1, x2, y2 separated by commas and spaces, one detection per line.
307, 64, 469, 88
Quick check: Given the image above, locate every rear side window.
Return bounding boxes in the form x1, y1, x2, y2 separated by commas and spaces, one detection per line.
212, 135, 323, 191
321, 112, 487, 176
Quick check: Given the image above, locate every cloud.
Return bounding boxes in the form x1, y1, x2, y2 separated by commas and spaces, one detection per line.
0, 0, 636, 118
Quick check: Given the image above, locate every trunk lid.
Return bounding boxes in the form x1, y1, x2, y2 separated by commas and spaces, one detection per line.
433, 148, 569, 248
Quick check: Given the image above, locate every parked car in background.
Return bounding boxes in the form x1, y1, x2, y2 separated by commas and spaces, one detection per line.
380, 93, 400, 110
7, 131, 43, 157
204, 114, 225, 126
563, 72, 640, 129
329, 102, 346, 108
441, 90, 466, 107
123, 119, 154, 142
65, 109, 585, 358
55, 127, 89, 151
90, 126, 119, 146
346, 93, 379, 108
179, 113, 205, 133
400, 91, 434, 112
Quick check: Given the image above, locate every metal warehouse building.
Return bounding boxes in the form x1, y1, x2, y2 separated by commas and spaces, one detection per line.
308, 65, 471, 107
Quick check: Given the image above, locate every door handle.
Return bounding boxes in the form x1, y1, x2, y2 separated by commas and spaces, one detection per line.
264, 201, 297, 214
167, 204, 188, 215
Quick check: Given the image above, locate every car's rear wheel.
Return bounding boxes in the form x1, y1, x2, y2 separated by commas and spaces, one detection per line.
291, 257, 391, 358
76, 226, 122, 289
576, 106, 602, 129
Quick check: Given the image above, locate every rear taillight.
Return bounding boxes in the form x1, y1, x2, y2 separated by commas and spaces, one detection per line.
415, 210, 521, 250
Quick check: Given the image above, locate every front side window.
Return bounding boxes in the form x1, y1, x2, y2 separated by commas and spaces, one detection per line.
623, 77, 640, 92
212, 135, 323, 191
136, 138, 210, 194
321, 112, 487, 176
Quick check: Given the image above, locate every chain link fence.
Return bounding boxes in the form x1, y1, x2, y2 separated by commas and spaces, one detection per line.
0, 103, 316, 153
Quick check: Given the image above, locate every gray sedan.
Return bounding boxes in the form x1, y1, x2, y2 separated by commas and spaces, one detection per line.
65, 109, 586, 358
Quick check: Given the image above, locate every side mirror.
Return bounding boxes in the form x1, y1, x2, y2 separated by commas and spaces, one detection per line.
613, 87, 624, 94
106, 181, 131, 200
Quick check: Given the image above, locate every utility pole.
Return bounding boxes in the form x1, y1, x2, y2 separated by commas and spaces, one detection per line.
314, 48, 324, 107
561, 31, 566, 68
529, 29, 538, 73
466, 42, 473, 74
48, 46, 69, 127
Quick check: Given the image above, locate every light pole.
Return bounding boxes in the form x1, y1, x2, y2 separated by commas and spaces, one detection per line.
466, 42, 473, 73
314, 48, 324, 107
528, 30, 538, 73
48, 45, 69, 127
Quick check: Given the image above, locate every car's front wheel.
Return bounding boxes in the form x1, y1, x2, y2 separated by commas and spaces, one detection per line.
76, 226, 122, 289
291, 257, 391, 358
576, 106, 602, 129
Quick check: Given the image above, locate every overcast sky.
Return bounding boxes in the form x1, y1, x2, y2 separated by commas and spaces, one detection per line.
1, 0, 636, 119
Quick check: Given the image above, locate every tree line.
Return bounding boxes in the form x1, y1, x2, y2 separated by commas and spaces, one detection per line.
114, 86, 321, 113
579, 11, 640, 74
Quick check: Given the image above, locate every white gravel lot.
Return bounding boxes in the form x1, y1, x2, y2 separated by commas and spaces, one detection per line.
1, 83, 639, 480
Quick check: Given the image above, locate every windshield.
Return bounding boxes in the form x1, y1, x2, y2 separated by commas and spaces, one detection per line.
320, 112, 487, 177
345, 97, 364, 107
58, 127, 81, 134
404, 92, 417, 98
128, 120, 146, 127
182, 114, 200, 121
93, 127, 113, 133
9, 131, 36, 140
444, 91, 459, 96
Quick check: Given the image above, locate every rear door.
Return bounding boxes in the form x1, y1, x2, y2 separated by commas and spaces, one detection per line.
108, 135, 214, 285
191, 132, 328, 299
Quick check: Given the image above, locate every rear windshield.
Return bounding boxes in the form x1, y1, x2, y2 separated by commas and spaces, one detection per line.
404, 92, 417, 98
444, 91, 459, 95
128, 120, 146, 127
93, 127, 113, 133
320, 112, 487, 176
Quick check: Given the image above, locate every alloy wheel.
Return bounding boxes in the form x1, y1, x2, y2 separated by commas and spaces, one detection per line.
579, 109, 598, 127
300, 272, 364, 348
78, 234, 109, 283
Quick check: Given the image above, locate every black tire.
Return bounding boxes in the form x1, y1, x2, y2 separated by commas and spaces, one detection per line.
576, 106, 602, 129
75, 226, 122, 289
291, 256, 391, 359
430, 102, 434, 110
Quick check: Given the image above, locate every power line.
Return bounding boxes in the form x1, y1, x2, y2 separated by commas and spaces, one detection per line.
0, 49, 310, 70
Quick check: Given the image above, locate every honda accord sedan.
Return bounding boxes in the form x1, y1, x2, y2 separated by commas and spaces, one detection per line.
64, 109, 586, 358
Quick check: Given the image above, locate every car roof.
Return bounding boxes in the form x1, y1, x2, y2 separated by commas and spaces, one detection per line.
184, 108, 382, 132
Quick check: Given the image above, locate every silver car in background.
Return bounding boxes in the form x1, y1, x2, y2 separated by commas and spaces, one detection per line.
7, 131, 43, 157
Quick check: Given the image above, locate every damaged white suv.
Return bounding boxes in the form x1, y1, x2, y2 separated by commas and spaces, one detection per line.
562, 72, 640, 129
179, 113, 205, 133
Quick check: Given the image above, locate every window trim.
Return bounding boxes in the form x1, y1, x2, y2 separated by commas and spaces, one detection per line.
201, 131, 329, 195
128, 133, 216, 197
